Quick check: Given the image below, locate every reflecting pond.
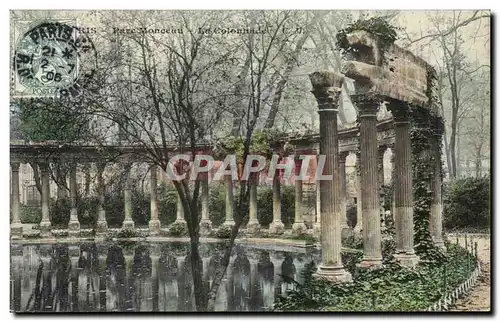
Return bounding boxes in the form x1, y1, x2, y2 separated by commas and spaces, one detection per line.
10, 242, 320, 312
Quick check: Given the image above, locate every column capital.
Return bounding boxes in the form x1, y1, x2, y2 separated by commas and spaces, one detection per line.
351, 93, 383, 117
378, 145, 387, 158
386, 98, 411, 123
309, 72, 344, 111
38, 162, 50, 172
339, 151, 350, 162
10, 162, 20, 171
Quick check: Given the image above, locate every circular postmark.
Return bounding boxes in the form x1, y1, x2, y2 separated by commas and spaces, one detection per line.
13, 22, 97, 98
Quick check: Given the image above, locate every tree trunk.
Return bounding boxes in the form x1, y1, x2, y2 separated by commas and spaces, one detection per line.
449, 105, 458, 179
30, 162, 42, 195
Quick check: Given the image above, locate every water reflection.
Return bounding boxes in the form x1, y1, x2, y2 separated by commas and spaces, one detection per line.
10, 243, 317, 312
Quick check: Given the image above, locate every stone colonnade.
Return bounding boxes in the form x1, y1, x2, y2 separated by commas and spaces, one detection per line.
308, 72, 445, 273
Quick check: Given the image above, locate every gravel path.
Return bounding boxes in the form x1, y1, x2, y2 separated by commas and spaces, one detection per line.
450, 235, 491, 312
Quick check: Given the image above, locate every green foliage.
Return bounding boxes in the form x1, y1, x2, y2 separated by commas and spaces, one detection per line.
116, 228, 137, 239
77, 196, 99, 227
168, 221, 188, 237
214, 225, 232, 239
342, 233, 363, 249
49, 198, 71, 228
14, 98, 90, 142
410, 105, 443, 262
157, 183, 179, 225
443, 176, 490, 229
257, 185, 295, 228
20, 205, 42, 224
273, 244, 476, 312
214, 131, 272, 163
284, 233, 317, 244
336, 17, 401, 65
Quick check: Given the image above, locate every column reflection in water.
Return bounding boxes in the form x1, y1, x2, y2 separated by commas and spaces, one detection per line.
232, 251, 250, 311
132, 246, 152, 311
106, 246, 127, 311
11, 247, 22, 313
53, 245, 71, 312
247, 251, 263, 311
159, 252, 178, 312
124, 248, 135, 311
12, 243, 321, 312
97, 246, 108, 312
150, 245, 160, 312
258, 251, 274, 310
281, 254, 296, 294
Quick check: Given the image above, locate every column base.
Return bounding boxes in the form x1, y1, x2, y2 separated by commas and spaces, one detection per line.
11, 223, 23, 239
246, 220, 260, 235
68, 220, 80, 238
95, 220, 108, 236
313, 222, 321, 238
40, 221, 52, 238
269, 221, 285, 235
222, 220, 235, 228
394, 252, 419, 268
432, 237, 446, 250
341, 226, 353, 239
357, 257, 383, 269
122, 219, 135, 230
313, 264, 352, 283
292, 222, 307, 235
148, 220, 161, 236
199, 220, 212, 236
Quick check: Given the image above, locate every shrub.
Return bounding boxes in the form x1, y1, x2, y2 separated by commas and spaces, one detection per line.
157, 183, 181, 225
77, 196, 99, 227
49, 198, 71, 227
257, 185, 295, 228
443, 176, 490, 230
20, 205, 42, 224
342, 233, 363, 249
116, 228, 137, 239
168, 221, 188, 237
214, 225, 232, 239
346, 205, 357, 229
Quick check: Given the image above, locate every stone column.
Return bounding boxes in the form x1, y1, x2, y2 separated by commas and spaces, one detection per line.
68, 161, 80, 237
378, 146, 386, 229
95, 162, 108, 236
355, 156, 363, 233
175, 193, 186, 224
378, 146, 386, 187
122, 166, 135, 230
388, 101, 419, 267
222, 174, 236, 227
309, 71, 351, 282
430, 130, 445, 249
10, 162, 23, 239
149, 164, 161, 235
352, 94, 382, 268
247, 172, 260, 234
39, 162, 52, 237
269, 169, 285, 234
292, 159, 307, 234
339, 151, 350, 237
199, 177, 212, 236
313, 159, 321, 237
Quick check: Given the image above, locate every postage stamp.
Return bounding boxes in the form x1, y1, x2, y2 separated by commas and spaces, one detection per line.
12, 19, 97, 98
